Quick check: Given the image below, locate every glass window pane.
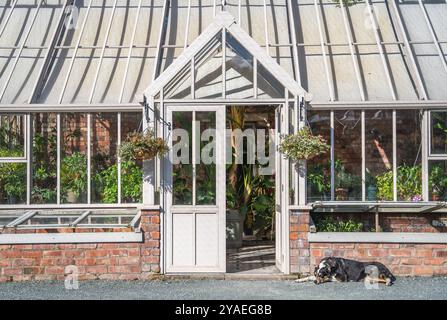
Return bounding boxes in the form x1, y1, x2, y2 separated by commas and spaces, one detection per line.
0, 114, 25, 158
172, 111, 193, 205
307, 110, 331, 202
0, 163, 26, 204
257, 63, 284, 99
91, 113, 118, 204
431, 111, 447, 154
120, 112, 143, 203
226, 32, 254, 99
32, 113, 57, 204
429, 160, 447, 201
196, 111, 216, 205
366, 110, 393, 201
334, 110, 362, 201
396, 110, 422, 201
61, 113, 88, 203
195, 42, 223, 99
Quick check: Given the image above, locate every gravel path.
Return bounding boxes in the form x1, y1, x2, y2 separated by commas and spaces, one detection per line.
1, 277, 446, 300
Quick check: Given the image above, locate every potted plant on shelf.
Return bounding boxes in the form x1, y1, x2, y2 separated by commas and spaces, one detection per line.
365, 168, 377, 201
119, 130, 169, 162
334, 163, 353, 201
278, 127, 330, 162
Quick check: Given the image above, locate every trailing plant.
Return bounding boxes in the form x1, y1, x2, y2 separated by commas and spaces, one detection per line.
279, 127, 330, 161
376, 165, 422, 201
119, 130, 168, 161
314, 215, 364, 232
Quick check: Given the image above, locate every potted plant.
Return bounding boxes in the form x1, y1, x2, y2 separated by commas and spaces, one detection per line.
365, 168, 377, 201
278, 127, 330, 162
334, 161, 357, 201
119, 130, 169, 162
61, 152, 88, 203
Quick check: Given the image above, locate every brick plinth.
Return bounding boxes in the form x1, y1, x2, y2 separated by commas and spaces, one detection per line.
0, 209, 160, 282
290, 209, 311, 274
310, 242, 447, 276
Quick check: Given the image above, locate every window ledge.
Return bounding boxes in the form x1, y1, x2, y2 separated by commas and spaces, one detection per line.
308, 232, 447, 244
0, 232, 143, 245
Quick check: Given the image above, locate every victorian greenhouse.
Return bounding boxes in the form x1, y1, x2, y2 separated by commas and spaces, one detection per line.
0, 0, 447, 279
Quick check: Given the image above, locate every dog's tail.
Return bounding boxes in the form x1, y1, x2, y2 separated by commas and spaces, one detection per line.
295, 275, 316, 283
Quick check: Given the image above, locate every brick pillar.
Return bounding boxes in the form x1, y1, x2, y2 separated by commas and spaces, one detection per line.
290, 209, 310, 274
140, 209, 161, 277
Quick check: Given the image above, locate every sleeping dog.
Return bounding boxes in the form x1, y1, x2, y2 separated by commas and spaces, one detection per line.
296, 257, 396, 286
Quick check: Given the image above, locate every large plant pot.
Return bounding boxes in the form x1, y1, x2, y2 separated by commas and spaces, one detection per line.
226, 209, 245, 249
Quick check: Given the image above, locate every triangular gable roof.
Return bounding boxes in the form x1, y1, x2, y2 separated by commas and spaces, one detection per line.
144, 11, 311, 101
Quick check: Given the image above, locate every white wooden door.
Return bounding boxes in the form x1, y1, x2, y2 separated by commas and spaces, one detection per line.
165, 106, 226, 273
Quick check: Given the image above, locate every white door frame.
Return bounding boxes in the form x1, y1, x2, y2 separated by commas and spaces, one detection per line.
164, 105, 226, 273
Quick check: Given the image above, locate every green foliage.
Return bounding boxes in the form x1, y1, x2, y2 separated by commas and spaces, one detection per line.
94, 160, 142, 203
196, 165, 216, 205
119, 130, 169, 161
315, 215, 364, 232
307, 162, 331, 195
430, 164, 447, 196
32, 131, 57, 203
0, 149, 26, 203
334, 160, 361, 190
61, 152, 88, 200
376, 165, 422, 201
173, 164, 193, 204
279, 127, 330, 161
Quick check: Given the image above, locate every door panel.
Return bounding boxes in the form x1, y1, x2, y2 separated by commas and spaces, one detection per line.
166, 106, 225, 273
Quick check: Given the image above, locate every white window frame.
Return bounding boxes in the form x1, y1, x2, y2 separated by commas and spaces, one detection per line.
0, 113, 27, 162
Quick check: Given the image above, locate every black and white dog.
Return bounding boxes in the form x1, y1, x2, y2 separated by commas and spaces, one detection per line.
296, 257, 396, 286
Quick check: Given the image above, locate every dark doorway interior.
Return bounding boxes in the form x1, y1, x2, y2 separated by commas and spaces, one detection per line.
225, 105, 279, 274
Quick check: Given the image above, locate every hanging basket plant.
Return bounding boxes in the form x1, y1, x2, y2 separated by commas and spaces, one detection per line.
279, 127, 330, 162
119, 130, 169, 161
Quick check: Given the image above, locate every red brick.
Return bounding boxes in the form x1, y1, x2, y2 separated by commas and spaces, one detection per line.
414, 266, 434, 276
149, 231, 160, 240
118, 257, 140, 265
12, 258, 36, 267
3, 268, 23, 275
43, 251, 63, 257
415, 249, 433, 258
389, 249, 413, 257
85, 250, 108, 258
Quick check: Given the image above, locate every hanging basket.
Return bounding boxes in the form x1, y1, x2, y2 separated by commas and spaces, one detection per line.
119, 131, 169, 162
278, 127, 330, 162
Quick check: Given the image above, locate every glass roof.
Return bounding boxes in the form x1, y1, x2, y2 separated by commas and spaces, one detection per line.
0, 0, 446, 105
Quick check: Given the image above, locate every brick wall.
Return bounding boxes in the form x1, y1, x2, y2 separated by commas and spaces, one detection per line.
0, 209, 160, 282
291, 209, 447, 277
310, 243, 447, 277
290, 210, 310, 274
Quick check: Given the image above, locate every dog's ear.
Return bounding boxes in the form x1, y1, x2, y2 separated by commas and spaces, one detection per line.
326, 257, 338, 271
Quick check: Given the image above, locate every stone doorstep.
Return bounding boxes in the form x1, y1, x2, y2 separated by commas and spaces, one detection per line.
161, 273, 298, 281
